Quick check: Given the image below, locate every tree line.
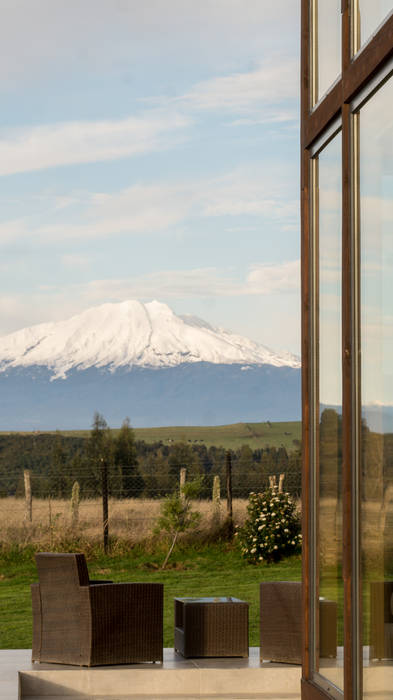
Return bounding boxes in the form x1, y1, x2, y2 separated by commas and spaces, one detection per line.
0, 412, 302, 499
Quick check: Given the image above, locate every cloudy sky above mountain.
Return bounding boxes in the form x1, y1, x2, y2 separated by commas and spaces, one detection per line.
0, 1, 300, 353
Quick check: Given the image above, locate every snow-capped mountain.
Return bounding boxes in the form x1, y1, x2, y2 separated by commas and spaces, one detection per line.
0, 300, 300, 379
0, 300, 301, 430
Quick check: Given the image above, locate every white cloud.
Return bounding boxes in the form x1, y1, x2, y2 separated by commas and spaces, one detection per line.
175, 59, 298, 114
201, 174, 298, 219
88, 260, 300, 300
0, 259, 300, 336
0, 52, 298, 178
61, 254, 91, 268
0, 2, 298, 88
0, 169, 298, 245
246, 260, 300, 294
0, 112, 191, 176
84, 269, 242, 302
141, 59, 299, 128
0, 217, 30, 244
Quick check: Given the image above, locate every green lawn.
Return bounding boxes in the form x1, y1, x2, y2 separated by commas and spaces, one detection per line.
0, 544, 301, 649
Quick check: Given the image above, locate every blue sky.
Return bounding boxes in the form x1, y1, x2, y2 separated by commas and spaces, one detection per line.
0, 1, 300, 354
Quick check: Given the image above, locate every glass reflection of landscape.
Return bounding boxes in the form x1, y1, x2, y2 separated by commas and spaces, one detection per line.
316, 133, 343, 690
360, 76, 393, 697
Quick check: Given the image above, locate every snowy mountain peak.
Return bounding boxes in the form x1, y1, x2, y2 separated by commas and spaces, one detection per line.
0, 300, 300, 379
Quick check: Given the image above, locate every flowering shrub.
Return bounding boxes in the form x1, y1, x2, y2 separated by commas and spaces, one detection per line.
236, 487, 301, 563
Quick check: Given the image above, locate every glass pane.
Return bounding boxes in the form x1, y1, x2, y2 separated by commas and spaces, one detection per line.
315, 133, 343, 690
315, 0, 341, 104
355, 1, 393, 52
360, 76, 393, 699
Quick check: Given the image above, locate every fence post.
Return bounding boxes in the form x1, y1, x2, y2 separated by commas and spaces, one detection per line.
179, 466, 186, 490
71, 481, 80, 529
24, 470, 32, 523
48, 498, 53, 548
212, 475, 221, 527
225, 451, 233, 535
212, 475, 221, 503
101, 458, 109, 553
279, 473, 285, 493
269, 475, 277, 489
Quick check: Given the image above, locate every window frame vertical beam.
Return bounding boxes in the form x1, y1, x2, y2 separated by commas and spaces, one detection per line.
301, 0, 312, 685
301, 0, 393, 699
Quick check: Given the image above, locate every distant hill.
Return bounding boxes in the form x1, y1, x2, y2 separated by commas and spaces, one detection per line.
58, 420, 302, 452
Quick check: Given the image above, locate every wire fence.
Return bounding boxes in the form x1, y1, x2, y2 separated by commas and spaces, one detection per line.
0, 461, 302, 503
0, 458, 302, 549
0, 430, 302, 551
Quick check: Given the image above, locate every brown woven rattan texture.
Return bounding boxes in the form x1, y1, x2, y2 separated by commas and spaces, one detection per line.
174, 597, 249, 658
369, 580, 393, 660
31, 552, 163, 666
260, 582, 337, 664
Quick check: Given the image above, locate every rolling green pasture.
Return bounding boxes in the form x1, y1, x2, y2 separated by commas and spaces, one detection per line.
133, 421, 301, 451
2, 420, 301, 452
0, 544, 301, 649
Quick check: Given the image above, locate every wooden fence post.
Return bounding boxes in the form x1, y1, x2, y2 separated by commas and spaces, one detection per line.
24, 470, 32, 523
212, 475, 221, 503
71, 481, 80, 529
212, 475, 221, 526
226, 451, 233, 536
101, 458, 109, 553
180, 466, 186, 490
269, 475, 277, 489
279, 473, 285, 493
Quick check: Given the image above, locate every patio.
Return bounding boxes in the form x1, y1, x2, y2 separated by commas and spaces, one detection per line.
1, 648, 302, 700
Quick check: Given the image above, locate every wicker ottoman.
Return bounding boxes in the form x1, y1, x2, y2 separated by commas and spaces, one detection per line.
174, 596, 249, 658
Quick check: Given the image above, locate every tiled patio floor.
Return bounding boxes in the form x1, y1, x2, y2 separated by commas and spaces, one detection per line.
1, 648, 302, 700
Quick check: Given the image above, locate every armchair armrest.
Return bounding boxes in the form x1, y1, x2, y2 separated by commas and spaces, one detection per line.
89, 582, 163, 612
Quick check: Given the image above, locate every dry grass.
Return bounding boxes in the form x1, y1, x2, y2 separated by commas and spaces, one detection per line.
319, 492, 393, 569
0, 496, 249, 550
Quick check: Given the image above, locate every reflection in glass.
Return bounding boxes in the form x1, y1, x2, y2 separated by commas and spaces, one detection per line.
315, 134, 343, 690
355, 1, 393, 52
360, 76, 393, 698
315, 0, 341, 104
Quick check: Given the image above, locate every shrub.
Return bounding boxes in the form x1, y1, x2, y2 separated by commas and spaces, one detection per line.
236, 487, 301, 563
154, 478, 202, 568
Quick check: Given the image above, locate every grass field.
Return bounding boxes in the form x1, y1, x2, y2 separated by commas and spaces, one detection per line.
0, 544, 302, 649
0, 497, 250, 549
1, 420, 302, 452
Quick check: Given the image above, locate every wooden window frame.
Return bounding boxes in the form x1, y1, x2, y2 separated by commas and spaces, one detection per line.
301, 3, 393, 700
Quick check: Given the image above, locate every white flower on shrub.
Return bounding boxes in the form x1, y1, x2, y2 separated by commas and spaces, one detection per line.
237, 486, 301, 564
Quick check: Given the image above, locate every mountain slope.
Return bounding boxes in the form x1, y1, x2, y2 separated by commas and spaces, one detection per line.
0, 300, 301, 429
0, 363, 301, 430
0, 300, 300, 379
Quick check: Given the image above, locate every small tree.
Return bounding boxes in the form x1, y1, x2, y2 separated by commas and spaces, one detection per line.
237, 487, 301, 563
114, 417, 144, 497
155, 479, 202, 569
89, 412, 113, 553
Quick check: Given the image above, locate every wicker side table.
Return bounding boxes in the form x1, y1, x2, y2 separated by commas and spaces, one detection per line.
174, 596, 249, 658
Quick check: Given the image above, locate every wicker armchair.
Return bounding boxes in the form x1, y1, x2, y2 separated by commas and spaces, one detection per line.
260, 581, 337, 664
31, 552, 163, 666
369, 581, 393, 660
